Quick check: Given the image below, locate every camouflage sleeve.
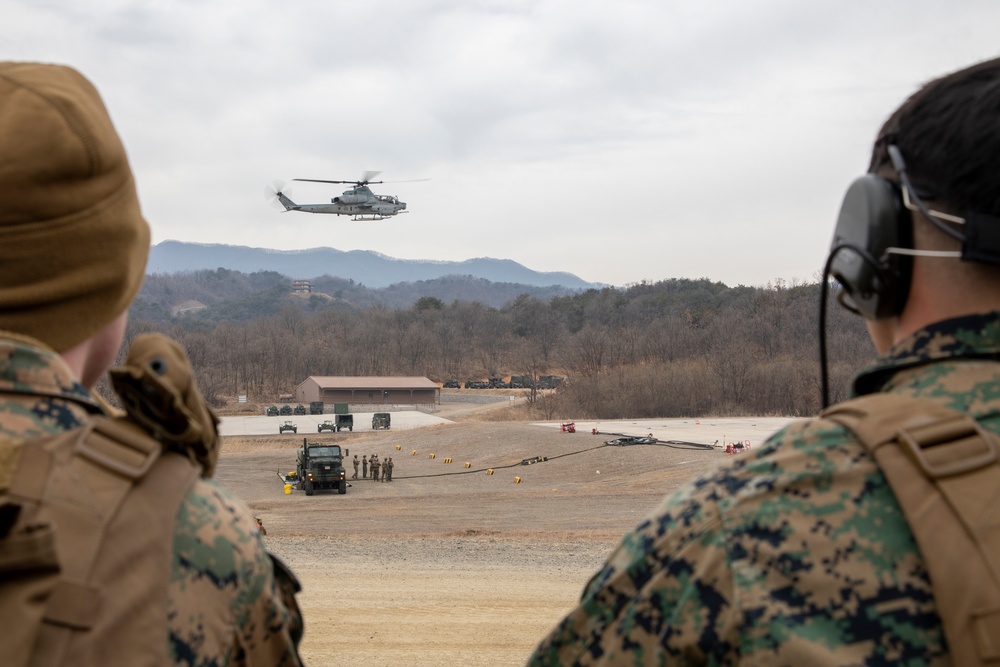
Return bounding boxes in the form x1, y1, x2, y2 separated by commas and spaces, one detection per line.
529, 417, 949, 665
169, 479, 304, 667
527, 484, 739, 665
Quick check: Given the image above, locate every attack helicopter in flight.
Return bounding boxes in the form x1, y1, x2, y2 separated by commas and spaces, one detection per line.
265, 171, 423, 221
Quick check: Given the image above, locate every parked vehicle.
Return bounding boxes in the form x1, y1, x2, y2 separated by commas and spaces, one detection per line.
335, 414, 354, 432
372, 413, 391, 430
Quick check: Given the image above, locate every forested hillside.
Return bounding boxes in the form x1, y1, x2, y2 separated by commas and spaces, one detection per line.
120, 272, 874, 419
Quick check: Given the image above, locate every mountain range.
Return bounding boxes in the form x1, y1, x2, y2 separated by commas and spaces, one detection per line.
148, 241, 597, 290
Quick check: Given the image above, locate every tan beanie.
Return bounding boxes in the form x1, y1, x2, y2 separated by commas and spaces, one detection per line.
0, 62, 150, 352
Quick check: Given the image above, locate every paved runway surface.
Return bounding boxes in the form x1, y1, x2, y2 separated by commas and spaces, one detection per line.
218, 411, 454, 437
221, 411, 796, 446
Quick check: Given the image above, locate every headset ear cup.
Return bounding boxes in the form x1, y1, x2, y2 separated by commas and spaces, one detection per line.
829, 175, 911, 319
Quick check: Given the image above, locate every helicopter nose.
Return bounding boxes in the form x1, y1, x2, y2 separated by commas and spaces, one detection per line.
400, 202, 406, 210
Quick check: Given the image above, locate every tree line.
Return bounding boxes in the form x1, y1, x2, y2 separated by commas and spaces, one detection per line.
113, 271, 876, 420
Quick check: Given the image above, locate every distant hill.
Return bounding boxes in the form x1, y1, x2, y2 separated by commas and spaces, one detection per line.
148, 241, 597, 290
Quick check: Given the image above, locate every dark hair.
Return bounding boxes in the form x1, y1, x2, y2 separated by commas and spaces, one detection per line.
869, 57, 1000, 216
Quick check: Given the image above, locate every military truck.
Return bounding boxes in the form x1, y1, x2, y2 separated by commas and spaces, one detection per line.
295, 439, 347, 495
265, 405, 279, 416
309, 401, 325, 415
372, 413, 391, 430
293, 404, 307, 415
279, 404, 293, 416
279, 420, 297, 434
317, 420, 336, 433
335, 414, 354, 432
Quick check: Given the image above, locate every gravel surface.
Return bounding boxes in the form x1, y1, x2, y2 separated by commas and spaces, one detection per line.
217, 417, 794, 665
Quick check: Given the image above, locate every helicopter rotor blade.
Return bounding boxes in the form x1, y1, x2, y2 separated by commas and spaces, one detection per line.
292, 178, 359, 185
359, 170, 381, 185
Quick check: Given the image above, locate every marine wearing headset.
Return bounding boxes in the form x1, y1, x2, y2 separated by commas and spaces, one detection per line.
528, 57, 1000, 665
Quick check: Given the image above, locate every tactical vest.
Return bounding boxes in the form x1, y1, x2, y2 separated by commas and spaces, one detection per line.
822, 394, 1000, 665
0, 416, 198, 666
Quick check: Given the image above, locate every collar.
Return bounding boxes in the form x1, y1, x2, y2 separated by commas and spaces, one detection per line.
0, 333, 102, 411
852, 311, 1000, 396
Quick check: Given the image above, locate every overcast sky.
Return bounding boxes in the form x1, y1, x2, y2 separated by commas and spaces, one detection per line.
5, 1, 999, 287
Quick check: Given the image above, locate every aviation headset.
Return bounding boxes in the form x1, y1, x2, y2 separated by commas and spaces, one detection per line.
819, 144, 1000, 405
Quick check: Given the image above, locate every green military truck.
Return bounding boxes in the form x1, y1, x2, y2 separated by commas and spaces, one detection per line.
317, 420, 336, 433
372, 413, 391, 430
295, 439, 348, 496
335, 414, 353, 432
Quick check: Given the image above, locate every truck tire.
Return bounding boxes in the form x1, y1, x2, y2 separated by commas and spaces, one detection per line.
339, 479, 346, 494
305, 479, 314, 496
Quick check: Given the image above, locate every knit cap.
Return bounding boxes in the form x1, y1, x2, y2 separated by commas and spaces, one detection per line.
0, 62, 149, 351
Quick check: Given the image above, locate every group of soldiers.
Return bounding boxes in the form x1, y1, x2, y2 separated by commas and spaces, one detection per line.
353, 454, 394, 482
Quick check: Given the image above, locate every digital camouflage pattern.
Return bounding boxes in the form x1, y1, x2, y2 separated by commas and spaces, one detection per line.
528, 312, 1000, 666
0, 334, 303, 666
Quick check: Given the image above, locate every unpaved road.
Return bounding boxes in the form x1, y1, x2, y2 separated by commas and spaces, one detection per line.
218, 416, 793, 666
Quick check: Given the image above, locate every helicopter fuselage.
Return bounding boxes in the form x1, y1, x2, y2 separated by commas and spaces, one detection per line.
274, 184, 406, 220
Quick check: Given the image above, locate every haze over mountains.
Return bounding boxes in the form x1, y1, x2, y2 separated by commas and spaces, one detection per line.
148, 241, 598, 290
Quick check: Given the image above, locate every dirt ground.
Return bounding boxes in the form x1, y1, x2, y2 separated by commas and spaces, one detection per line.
218, 408, 791, 666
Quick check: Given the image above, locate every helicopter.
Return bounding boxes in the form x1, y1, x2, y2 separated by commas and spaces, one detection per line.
266, 171, 419, 221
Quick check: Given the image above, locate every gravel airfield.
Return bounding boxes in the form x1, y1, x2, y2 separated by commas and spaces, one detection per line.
217, 408, 794, 666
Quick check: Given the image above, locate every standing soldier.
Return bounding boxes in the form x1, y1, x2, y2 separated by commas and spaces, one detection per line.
381, 458, 388, 482
352, 454, 359, 479
387, 457, 394, 482
0, 62, 302, 665
372, 455, 380, 482
529, 57, 1000, 666
362, 455, 368, 479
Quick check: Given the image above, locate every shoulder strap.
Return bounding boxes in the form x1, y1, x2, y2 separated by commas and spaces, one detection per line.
822, 394, 1000, 665
0, 436, 61, 667
6, 416, 165, 666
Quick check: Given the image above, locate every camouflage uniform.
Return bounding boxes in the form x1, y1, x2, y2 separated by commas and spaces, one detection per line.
363, 455, 368, 479
353, 455, 359, 479
527, 313, 1000, 665
0, 335, 304, 666
372, 457, 381, 482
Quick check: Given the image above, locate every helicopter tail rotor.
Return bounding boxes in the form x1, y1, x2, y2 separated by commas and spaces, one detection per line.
265, 180, 292, 210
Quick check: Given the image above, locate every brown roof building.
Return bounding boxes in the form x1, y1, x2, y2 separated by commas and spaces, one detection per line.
295, 376, 440, 406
